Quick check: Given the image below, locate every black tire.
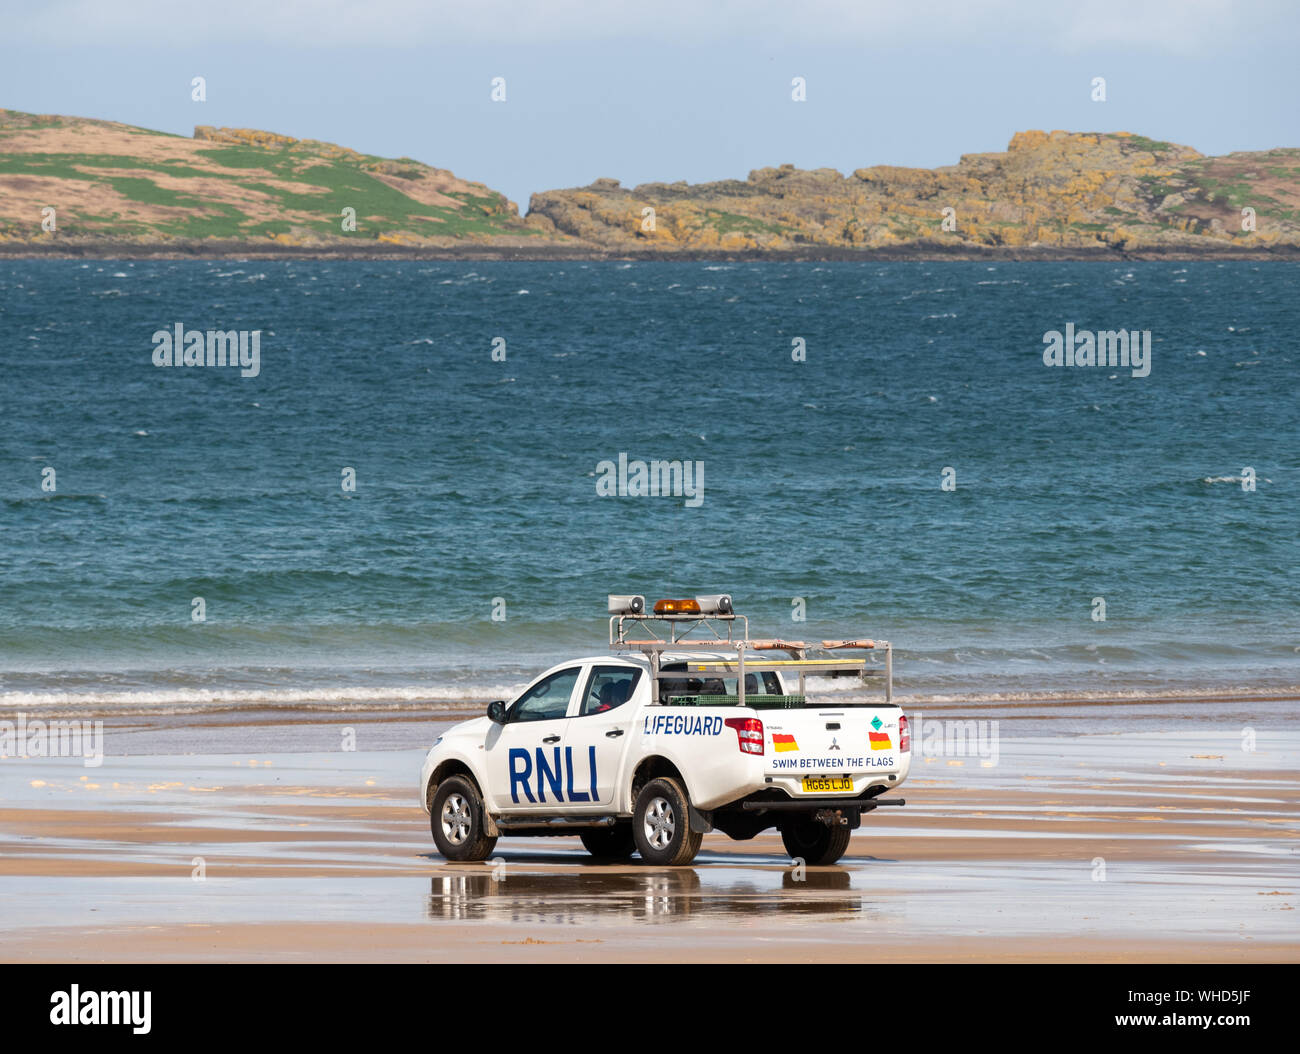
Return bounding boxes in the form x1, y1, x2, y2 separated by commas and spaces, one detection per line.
580, 825, 636, 859
430, 775, 498, 862
632, 777, 703, 866
781, 816, 852, 866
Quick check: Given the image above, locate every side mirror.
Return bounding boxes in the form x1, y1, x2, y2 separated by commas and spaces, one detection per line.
487, 700, 507, 724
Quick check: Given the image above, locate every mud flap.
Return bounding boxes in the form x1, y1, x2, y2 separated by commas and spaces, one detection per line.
689, 805, 714, 834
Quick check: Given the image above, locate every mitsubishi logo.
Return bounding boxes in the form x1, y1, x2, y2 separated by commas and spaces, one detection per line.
828, 737, 841, 751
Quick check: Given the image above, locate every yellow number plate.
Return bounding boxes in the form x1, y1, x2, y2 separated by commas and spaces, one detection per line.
801, 776, 854, 793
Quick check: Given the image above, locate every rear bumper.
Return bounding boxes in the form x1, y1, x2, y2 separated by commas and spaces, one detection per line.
740, 797, 905, 813
738, 795, 905, 830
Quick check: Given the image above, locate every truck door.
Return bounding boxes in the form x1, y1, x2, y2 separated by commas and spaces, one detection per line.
560, 665, 642, 811
484, 665, 584, 814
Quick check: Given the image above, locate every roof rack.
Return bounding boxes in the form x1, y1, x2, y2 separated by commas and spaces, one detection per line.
608, 595, 892, 705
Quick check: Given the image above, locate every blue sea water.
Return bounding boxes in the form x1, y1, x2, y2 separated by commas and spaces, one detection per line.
1, 259, 1297, 713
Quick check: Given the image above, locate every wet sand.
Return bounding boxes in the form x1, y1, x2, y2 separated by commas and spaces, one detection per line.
1, 715, 1297, 962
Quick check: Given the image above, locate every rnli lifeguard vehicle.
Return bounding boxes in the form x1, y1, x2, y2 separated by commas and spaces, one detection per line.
419, 594, 908, 866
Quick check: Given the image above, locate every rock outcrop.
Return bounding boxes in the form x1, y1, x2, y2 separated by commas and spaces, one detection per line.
528, 131, 1300, 254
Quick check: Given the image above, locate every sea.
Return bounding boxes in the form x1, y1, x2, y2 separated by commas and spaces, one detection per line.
2, 259, 1297, 717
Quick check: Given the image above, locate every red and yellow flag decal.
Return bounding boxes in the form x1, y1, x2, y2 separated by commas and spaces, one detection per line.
772, 734, 799, 752
869, 731, 892, 751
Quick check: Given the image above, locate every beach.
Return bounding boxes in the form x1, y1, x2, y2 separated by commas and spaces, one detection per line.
2, 699, 1295, 963
2, 259, 1298, 964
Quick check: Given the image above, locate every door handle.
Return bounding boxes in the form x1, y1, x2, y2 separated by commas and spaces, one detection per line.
542, 735, 561, 744
606, 729, 625, 738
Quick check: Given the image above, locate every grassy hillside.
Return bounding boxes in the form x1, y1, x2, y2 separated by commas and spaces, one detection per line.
0, 110, 552, 247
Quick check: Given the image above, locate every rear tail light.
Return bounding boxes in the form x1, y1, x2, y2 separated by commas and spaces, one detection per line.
899, 714, 910, 753
724, 717, 765, 755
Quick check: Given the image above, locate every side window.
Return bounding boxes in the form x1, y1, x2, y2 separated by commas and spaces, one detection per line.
510, 668, 581, 723
578, 666, 641, 717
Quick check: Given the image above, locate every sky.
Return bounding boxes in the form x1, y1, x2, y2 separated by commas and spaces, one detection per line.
3, 0, 1298, 211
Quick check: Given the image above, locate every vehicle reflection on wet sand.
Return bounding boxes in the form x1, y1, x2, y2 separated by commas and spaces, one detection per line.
427, 866, 870, 923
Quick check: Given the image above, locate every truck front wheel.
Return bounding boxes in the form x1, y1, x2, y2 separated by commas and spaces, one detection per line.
633, 777, 703, 866
781, 816, 852, 866
430, 775, 498, 862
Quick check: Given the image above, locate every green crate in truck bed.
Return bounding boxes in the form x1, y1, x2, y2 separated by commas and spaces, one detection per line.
666, 694, 806, 709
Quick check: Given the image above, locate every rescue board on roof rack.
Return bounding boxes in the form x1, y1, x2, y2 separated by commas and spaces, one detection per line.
419, 592, 909, 867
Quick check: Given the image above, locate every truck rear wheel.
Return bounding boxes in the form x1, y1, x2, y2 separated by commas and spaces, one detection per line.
781, 816, 852, 866
580, 825, 636, 859
430, 775, 498, 862
633, 777, 703, 866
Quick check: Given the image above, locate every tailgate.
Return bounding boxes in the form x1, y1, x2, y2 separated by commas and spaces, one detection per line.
764, 708, 902, 783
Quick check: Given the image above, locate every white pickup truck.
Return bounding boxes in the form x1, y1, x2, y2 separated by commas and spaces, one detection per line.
419, 595, 908, 866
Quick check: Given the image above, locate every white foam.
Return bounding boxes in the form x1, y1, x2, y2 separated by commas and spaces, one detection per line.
0, 681, 527, 712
